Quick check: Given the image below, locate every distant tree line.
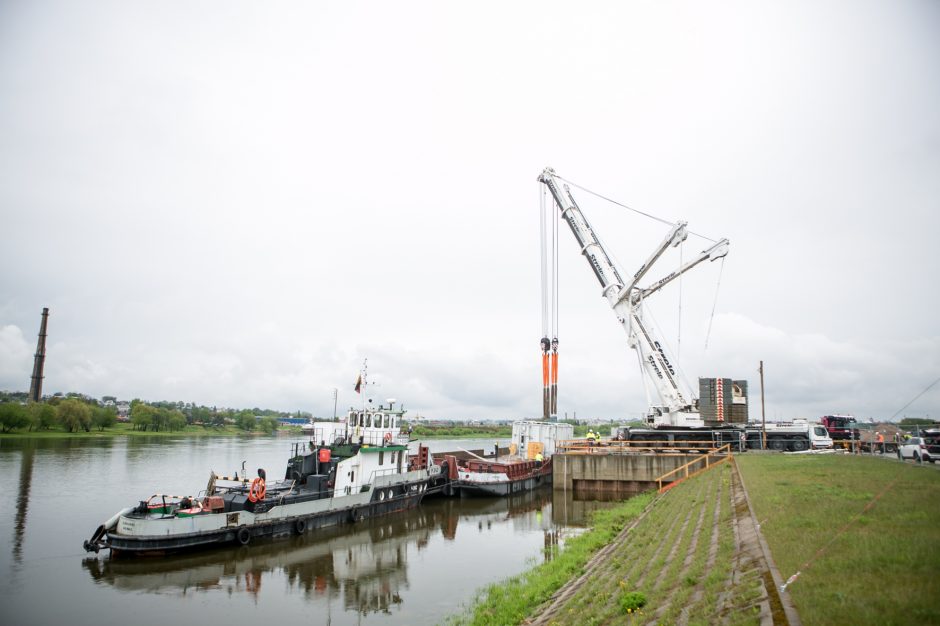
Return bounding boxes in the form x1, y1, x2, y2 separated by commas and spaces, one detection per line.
0, 391, 306, 435
0, 397, 117, 433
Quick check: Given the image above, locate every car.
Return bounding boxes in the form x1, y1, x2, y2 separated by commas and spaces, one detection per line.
898, 437, 937, 463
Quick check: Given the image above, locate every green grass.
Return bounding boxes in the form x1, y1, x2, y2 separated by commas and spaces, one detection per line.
737, 453, 940, 625
447, 491, 654, 626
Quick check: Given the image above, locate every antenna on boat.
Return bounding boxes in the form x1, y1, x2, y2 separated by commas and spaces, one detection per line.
359, 358, 368, 411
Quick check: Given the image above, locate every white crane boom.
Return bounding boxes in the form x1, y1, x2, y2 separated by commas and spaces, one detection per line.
537, 167, 728, 427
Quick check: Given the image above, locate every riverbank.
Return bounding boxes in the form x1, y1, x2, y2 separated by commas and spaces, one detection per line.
0, 422, 286, 438
0, 424, 512, 441
452, 452, 940, 625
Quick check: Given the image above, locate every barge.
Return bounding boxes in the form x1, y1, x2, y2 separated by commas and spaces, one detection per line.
84, 402, 439, 556
437, 421, 572, 497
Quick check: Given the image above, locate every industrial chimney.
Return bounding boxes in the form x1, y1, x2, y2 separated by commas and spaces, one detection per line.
28, 308, 49, 403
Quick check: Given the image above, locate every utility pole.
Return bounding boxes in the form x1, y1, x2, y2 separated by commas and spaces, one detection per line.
759, 360, 766, 450
331, 388, 338, 420
29, 308, 49, 403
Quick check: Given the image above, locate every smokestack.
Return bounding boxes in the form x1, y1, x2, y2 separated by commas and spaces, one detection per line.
28, 308, 49, 403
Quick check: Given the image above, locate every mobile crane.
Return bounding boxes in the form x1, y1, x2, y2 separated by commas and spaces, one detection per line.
537, 167, 729, 430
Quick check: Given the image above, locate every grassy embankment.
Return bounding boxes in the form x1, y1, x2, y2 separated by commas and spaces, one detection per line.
447, 491, 655, 625
452, 454, 940, 625
737, 453, 940, 625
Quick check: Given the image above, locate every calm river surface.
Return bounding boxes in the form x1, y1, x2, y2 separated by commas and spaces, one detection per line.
0, 436, 616, 626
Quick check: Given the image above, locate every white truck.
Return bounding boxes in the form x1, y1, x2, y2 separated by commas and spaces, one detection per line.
746, 420, 833, 452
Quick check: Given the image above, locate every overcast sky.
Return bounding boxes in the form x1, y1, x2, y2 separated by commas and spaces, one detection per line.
1, 1, 938, 422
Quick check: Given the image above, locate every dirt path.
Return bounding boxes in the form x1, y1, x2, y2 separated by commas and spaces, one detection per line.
525, 459, 800, 626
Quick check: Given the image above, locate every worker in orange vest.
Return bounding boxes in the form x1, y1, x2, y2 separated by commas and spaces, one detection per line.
876, 432, 884, 454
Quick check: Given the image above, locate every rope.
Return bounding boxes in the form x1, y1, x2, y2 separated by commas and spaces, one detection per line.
555, 174, 719, 243
704, 256, 725, 350
780, 472, 901, 592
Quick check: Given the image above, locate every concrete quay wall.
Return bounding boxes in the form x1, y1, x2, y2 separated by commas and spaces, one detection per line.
552, 452, 695, 494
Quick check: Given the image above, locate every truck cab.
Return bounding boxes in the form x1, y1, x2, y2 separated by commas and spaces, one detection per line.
810, 424, 833, 449
820, 415, 860, 442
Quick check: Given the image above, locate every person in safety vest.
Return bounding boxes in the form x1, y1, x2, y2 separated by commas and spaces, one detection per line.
535, 452, 543, 466
586, 430, 596, 446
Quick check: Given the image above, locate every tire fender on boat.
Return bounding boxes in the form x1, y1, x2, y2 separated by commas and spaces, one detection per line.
295, 519, 307, 535
349, 508, 363, 524
236, 527, 251, 546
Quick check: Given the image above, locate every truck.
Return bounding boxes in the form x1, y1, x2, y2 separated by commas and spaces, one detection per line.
745, 420, 833, 452
819, 415, 899, 454
612, 419, 833, 452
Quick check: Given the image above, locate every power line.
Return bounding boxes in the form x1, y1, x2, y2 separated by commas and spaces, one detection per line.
890, 375, 940, 421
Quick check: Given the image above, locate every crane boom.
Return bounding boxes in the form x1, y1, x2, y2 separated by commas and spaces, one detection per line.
537, 167, 728, 427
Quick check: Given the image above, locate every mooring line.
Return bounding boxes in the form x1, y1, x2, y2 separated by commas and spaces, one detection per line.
780, 473, 902, 592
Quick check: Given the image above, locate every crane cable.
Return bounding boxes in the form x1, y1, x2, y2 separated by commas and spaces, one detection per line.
540, 186, 550, 419
551, 184, 560, 417
555, 174, 720, 244
704, 256, 726, 351
890, 375, 940, 421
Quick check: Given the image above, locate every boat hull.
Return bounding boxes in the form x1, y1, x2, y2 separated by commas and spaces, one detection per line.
457, 473, 549, 497
456, 458, 552, 498
108, 488, 425, 556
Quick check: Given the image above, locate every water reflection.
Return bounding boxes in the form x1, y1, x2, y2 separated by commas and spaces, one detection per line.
13, 441, 35, 564
83, 488, 554, 617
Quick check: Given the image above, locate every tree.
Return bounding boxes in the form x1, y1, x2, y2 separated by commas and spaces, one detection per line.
130, 403, 158, 431
91, 406, 117, 431
899, 418, 936, 426
28, 402, 57, 431
0, 403, 30, 433
236, 409, 257, 431
258, 416, 280, 434
57, 399, 92, 432
166, 410, 187, 431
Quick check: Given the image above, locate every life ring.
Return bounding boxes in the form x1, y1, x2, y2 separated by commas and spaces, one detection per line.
384, 432, 392, 444
295, 519, 307, 535
237, 527, 251, 545
248, 477, 266, 502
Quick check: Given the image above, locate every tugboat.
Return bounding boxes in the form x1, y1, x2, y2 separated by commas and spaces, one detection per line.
84, 400, 439, 557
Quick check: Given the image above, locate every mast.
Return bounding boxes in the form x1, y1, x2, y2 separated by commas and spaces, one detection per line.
28, 308, 49, 403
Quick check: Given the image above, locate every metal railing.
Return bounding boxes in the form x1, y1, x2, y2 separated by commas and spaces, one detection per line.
556, 439, 723, 455
655, 444, 733, 493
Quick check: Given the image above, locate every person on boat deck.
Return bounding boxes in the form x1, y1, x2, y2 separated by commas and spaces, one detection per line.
535, 452, 543, 466
586, 430, 596, 445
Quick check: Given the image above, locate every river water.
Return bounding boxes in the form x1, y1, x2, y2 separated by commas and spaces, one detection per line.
0, 436, 617, 626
